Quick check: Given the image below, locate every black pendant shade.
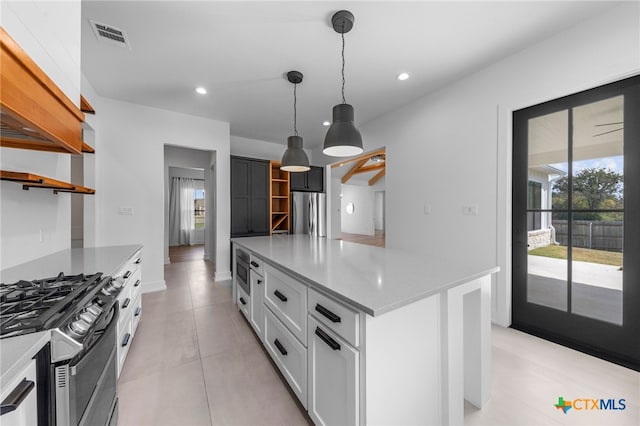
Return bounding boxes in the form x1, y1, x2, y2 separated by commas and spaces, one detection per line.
322, 10, 364, 157
281, 135, 310, 172
281, 71, 310, 172
322, 103, 363, 157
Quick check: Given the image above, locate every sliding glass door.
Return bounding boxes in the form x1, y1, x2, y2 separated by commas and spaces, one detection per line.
512, 75, 640, 370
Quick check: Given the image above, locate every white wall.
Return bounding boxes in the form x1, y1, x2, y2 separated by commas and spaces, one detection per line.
231, 135, 311, 163
90, 96, 230, 291
352, 3, 639, 326
341, 184, 374, 236
374, 191, 385, 232
0, 0, 81, 271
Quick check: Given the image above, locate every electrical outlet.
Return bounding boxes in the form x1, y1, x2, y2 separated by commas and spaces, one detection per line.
118, 206, 134, 215
462, 204, 478, 216
39, 228, 44, 243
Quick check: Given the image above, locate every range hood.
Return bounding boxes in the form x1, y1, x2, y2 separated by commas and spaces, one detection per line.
0, 26, 85, 155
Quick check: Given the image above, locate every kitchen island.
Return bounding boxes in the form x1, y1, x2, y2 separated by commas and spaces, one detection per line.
232, 235, 499, 425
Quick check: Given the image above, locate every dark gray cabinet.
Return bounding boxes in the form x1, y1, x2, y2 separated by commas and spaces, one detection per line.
231, 156, 270, 237
290, 166, 324, 192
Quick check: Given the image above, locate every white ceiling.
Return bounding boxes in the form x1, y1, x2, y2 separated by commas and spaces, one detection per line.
81, 1, 621, 151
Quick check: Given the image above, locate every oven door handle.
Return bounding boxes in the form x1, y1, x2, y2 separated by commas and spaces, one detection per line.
0, 378, 35, 416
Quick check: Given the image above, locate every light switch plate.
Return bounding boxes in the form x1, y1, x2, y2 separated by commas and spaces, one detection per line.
462, 204, 478, 215
118, 206, 134, 215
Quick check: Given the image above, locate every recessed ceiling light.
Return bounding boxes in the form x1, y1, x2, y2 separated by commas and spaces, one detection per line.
322, 121, 331, 126
195, 87, 207, 95
397, 72, 410, 81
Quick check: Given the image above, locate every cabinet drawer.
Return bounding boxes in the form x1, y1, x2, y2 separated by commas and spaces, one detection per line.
249, 254, 263, 276
237, 284, 251, 322
0, 358, 37, 426
263, 263, 307, 344
308, 316, 359, 426
249, 269, 265, 342
308, 288, 360, 348
264, 306, 307, 408
131, 292, 142, 336
116, 285, 132, 330
117, 319, 133, 377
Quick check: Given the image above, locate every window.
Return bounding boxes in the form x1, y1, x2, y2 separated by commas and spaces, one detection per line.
194, 188, 205, 229
527, 181, 542, 231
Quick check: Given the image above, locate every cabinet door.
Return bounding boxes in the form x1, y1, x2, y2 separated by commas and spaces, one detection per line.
0, 359, 38, 426
308, 316, 359, 426
306, 167, 324, 192
250, 269, 265, 341
290, 171, 307, 192
250, 160, 270, 234
231, 157, 251, 236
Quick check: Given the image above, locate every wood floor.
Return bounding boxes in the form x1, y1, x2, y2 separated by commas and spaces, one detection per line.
339, 230, 385, 247
117, 255, 639, 425
169, 244, 205, 263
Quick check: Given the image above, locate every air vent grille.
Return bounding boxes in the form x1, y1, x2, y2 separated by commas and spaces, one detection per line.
89, 20, 130, 49
56, 366, 68, 388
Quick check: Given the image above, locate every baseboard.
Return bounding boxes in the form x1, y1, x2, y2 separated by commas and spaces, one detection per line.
214, 270, 232, 282
142, 279, 166, 293
164, 257, 170, 265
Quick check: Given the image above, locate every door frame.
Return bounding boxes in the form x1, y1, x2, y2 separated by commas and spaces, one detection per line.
511, 74, 640, 371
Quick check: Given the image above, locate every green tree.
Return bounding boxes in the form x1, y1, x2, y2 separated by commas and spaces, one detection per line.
552, 167, 623, 220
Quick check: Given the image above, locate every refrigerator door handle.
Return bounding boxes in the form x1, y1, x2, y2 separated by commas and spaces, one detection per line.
308, 197, 314, 235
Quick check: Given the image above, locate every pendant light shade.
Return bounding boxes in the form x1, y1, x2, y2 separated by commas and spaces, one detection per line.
281, 71, 310, 172
322, 10, 364, 157
322, 104, 363, 157
281, 135, 310, 172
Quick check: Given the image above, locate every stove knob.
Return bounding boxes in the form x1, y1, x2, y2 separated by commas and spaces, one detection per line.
68, 319, 91, 336
79, 312, 97, 324
86, 304, 103, 317
111, 277, 125, 289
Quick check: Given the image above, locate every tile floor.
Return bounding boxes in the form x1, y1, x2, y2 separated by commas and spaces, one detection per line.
118, 256, 639, 425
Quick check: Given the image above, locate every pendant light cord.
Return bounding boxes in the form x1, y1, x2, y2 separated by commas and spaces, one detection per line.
341, 28, 346, 104
293, 82, 298, 136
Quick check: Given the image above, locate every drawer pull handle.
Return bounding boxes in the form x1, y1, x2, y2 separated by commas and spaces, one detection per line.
123, 271, 132, 279
315, 327, 341, 351
135, 258, 142, 264
134, 280, 141, 287
239, 297, 247, 306
122, 333, 131, 347
274, 339, 288, 356
250, 261, 259, 268
274, 290, 288, 302
315, 304, 341, 323
134, 307, 142, 317
0, 378, 35, 416
122, 298, 130, 309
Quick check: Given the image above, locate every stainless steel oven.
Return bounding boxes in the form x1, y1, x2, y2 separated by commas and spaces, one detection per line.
235, 249, 250, 295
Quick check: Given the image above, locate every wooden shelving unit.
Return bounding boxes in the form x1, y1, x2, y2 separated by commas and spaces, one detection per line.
270, 161, 290, 234
0, 171, 95, 194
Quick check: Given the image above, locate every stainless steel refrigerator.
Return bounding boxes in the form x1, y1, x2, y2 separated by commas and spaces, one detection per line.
291, 191, 326, 237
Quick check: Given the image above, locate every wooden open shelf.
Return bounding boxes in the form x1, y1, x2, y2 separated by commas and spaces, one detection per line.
270, 161, 290, 234
1, 170, 95, 194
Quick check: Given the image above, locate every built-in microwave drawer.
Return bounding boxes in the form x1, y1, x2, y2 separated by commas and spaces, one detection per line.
264, 306, 307, 408
263, 263, 307, 345
249, 254, 263, 276
308, 288, 360, 348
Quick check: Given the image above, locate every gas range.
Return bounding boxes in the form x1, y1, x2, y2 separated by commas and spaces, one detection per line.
0, 272, 123, 362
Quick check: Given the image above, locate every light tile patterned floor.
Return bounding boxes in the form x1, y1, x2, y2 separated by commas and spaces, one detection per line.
118, 255, 639, 425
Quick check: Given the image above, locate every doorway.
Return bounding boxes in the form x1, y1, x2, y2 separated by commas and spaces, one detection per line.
512, 75, 640, 370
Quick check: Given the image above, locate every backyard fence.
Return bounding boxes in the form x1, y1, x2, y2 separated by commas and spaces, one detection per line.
552, 220, 623, 252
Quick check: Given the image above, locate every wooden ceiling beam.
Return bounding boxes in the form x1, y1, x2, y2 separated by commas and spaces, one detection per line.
341, 158, 369, 184
368, 169, 386, 186
352, 163, 384, 175
331, 148, 385, 169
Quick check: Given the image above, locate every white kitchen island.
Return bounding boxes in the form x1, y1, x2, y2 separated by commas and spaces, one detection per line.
232, 235, 499, 425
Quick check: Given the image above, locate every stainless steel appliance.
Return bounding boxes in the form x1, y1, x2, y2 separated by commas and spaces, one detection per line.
0, 272, 122, 426
235, 249, 250, 295
291, 191, 326, 237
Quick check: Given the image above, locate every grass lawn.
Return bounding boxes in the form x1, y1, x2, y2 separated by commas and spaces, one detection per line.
529, 245, 623, 267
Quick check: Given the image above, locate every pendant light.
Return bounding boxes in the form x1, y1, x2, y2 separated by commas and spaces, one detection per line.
322, 10, 363, 157
281, 71, 311, 172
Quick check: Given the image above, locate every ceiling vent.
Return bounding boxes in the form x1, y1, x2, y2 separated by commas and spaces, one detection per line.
89, 20, 131, 49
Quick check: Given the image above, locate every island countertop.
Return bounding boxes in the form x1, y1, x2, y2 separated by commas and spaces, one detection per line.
232, 235, 498, 316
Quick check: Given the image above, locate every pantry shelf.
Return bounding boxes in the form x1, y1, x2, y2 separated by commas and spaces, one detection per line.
0, 170, 96, 194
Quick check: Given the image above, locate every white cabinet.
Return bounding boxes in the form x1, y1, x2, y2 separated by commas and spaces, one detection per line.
249, 269, 265, 341
263, 263, 307, 344
237, 284, 251, 321
115, 250, 143, 377
0, 358, 37, 426
308, 288, 360, 348
264, 306, 308, 408
308, 314, 359, 426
